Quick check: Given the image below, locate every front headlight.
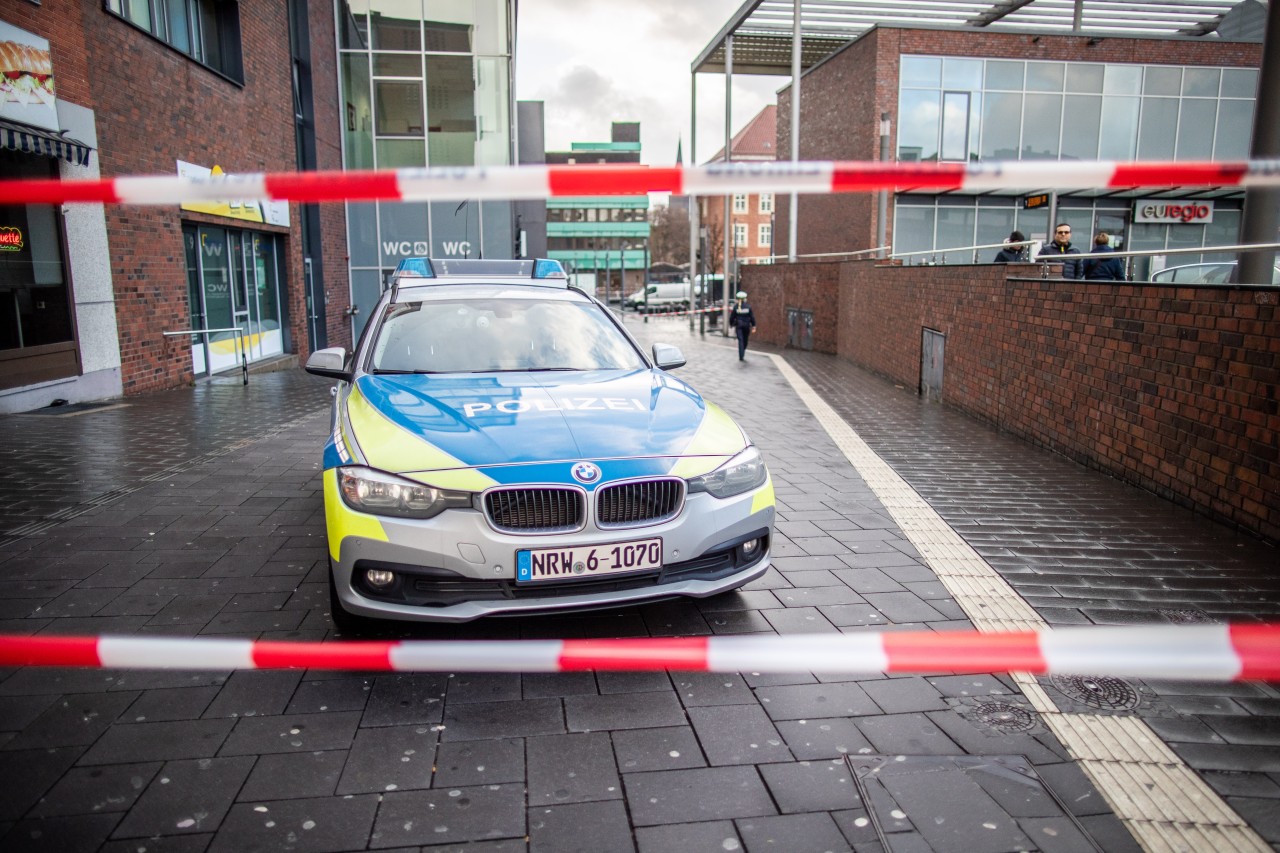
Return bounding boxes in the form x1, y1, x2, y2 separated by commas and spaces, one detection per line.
338, 466, 472, 519
686, 446, 768, 499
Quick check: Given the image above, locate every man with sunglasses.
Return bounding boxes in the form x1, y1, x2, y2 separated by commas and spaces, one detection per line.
1036, 223, 1083, 279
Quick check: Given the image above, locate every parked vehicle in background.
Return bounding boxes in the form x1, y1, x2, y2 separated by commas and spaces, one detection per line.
1151, 261, 1280, 285
624, 281, 697, 311
306, 258, 776, 625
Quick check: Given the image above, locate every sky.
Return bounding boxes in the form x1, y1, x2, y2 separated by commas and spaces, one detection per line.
514, 0, 789, 169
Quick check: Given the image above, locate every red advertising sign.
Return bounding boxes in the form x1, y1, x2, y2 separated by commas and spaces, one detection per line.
0, 226, 23, 252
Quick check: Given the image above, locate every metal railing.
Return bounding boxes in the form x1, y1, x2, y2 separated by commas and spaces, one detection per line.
741, 246, 889, 265
163, 327, 250, 386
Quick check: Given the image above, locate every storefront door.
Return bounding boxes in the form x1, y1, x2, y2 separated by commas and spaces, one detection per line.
184, 225, 285, 376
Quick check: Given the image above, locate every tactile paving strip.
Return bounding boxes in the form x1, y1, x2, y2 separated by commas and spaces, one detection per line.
769, 352, 1268, 853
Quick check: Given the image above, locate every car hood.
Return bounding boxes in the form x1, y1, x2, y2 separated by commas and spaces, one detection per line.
337, 369, 747, 485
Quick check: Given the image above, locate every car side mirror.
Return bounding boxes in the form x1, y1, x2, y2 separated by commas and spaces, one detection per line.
306, 347, 352, 381
652, 342, 686, 371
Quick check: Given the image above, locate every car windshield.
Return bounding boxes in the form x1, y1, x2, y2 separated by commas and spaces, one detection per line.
369, 296, 647, 374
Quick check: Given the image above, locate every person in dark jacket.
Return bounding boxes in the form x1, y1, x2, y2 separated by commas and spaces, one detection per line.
729, 291, 756, 361
1036, 223, 1083, 279
1081, 231, 1125, 281
993, 230, 1028, 263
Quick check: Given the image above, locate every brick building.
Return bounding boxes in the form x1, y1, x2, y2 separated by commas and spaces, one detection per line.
700, 105, 778, 272
0, 1, 348, 411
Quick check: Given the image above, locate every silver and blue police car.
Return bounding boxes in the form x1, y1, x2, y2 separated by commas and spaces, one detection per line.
306, 258, 775, 625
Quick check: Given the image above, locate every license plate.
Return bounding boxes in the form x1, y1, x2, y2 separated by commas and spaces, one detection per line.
516, 537, 663, 584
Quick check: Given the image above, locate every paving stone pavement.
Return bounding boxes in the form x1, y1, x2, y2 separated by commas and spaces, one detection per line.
0, 313, 1275, 852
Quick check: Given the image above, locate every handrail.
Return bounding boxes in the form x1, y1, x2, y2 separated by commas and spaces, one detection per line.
163, 327, 250, 386
744, 246, 890, 264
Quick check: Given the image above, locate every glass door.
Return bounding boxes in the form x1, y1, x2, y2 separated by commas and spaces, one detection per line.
183, 225, 207, 375
198, 225, 241, 373
250, 233, 284, 360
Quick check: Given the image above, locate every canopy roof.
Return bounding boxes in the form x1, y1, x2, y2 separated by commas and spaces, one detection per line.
694, 0, 1251, 74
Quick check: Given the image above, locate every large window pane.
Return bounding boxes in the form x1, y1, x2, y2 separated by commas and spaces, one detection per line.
378, 202, 430, 266
898, 89, 940, 161
977, 207, 1015, 260
1061, 95, 1101, 160
1103, 64, 1142, 95
1065, 63, 1103, 93
894, 204, 935, 257
1137, 97, 1177, 159
1221, 68, 1258, 98
1021, 94, 1062, 159
1026, 62, 1064, 92
1099, 96, 1139, 159
940, 92, 970, 161
426, 56, 477, 166
901, 55, 941, 87
1176, 100, 1217, 160
481, 200, 514, 260
373, 53, 421, 76
470, 0, 509, 55
342, 54, 374, 168
936, 206, 976, 252
1182, 67, 1220, 97
375, 80, 423, 135
339, 1, 371, 49
370, 0, 422, 50
1143, 65, 1181, 96
376, 138, 426, 167
985, 60, 1023, 90
1214, 100, 1253, 160
347, 203, 379, 266
943, 58, 982, 90
475, 57, 510, 166
980, 92, 1021, 159
432, 201, 477, 257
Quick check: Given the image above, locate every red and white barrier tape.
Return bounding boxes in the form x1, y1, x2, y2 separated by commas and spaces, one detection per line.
1, 625, 1277, 680
3, 159, 1278, 206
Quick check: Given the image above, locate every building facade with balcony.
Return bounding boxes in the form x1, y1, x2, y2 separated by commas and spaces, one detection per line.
700, 105, 777, 274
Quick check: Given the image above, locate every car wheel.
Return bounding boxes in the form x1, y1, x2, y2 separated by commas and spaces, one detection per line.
328, 562, 371, 635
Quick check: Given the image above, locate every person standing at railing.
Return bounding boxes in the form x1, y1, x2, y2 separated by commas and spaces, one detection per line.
994, 230, 1028, 263
1037, 223, 1083, 279
1082, 231, 1126, 281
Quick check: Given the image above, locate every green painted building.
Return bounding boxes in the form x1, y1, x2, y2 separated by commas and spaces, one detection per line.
545, 123, 650, 301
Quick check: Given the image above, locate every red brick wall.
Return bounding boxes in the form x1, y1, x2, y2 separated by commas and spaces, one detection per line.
775, 26, 1264, 258
741, 260, 1280, 544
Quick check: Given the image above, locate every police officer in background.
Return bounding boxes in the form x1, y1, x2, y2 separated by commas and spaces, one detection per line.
729, 290, 756, 361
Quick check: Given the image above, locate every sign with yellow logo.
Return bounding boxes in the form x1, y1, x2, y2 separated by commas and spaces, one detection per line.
177, 161, 290, 226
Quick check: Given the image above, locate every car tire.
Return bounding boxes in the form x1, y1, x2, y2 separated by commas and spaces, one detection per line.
328, 562, 371, 635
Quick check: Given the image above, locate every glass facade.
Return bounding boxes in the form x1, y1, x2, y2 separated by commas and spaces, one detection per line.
894, 55, 1258, 269
338, 0, 514, 337
898, 55, 1257, 163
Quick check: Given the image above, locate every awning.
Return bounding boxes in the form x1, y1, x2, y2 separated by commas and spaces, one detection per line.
0, 119, 93, 167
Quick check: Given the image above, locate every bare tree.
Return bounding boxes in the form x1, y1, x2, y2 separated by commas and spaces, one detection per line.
647, 204, 691, 265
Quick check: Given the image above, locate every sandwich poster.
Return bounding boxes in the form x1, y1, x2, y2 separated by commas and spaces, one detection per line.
0, 21, 57, 131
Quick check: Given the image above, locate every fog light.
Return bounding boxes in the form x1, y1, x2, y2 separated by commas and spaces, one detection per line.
365, 569, 396, 588
741, 538, 760, 556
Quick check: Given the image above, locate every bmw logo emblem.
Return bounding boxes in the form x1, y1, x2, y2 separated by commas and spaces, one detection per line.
571, 462, 601, 484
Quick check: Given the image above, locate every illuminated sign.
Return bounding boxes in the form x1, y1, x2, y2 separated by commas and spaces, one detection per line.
176, 161, 290, 226
1023, 193, 1050, 209
0, 225, 22, 251
1134, 199, 1214, 224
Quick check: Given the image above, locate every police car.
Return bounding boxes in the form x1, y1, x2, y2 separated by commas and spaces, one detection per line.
306, 258, 775, 624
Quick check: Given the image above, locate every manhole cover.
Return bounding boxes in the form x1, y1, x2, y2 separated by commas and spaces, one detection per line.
972, 702, 1037, 733
1159, 608, 1215, 624
1049, 675, 1140, 710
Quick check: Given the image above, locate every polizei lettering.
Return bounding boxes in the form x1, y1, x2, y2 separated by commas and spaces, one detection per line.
462, 398, 647, 418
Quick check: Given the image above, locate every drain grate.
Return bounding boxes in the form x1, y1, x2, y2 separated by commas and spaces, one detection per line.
1159, 608, 1215, 624
971, 702, 1037, 733
1049, 675, 1141, 711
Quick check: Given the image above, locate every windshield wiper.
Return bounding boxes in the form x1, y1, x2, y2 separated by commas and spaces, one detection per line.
372, 369, 443, 375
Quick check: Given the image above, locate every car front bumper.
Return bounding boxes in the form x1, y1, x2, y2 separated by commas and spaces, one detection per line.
324, 468, 776, 623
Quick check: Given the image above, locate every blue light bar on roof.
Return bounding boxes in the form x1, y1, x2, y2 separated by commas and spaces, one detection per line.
534, 259, 567, 279
394, 258, 435, 279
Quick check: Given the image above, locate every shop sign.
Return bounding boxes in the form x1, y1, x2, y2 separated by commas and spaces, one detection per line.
1134, 199, 1214, 224
177, 161, 291, 227
0, 225, 22, 251
0, 22, 58, 132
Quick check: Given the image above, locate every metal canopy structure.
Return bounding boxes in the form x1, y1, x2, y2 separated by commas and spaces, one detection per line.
694, 0, 1249, 75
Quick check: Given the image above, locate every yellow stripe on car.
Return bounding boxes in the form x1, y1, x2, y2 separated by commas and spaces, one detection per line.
324, 468, 389, 561
680, 402, 746, 457
751, 474, 776, 514
347, 386, 490, 477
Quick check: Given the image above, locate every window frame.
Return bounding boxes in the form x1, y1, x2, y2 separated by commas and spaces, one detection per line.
732, 194, 748, 214
105, 0, 244, 85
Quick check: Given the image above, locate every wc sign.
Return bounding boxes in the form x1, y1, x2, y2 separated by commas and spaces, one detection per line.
1134, 199, 1214, 224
